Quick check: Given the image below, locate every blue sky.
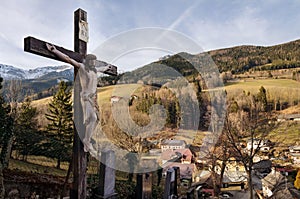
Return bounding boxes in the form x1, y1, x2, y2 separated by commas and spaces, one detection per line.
1, 0, 300, 71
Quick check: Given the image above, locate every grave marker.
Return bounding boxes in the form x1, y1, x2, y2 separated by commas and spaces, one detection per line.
98, 150, 117, 199
136, 173, 153, 199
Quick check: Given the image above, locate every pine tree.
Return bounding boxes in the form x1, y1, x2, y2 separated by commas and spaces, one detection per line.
0, 77, 13, 168
0, 76, 13, 198
256, 86, 268, 112
14, 97, 39, 161
45, 81, 73, 169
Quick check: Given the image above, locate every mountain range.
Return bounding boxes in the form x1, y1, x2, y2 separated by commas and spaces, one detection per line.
0, 64, 73, 80
118, 39, 300, 85
1, 38, 300, 100
2, 38, 300, 82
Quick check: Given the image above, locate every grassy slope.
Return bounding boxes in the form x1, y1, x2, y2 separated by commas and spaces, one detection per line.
22, 79, 299, 173
225, 78, 300, 147
267, 122, 300, 147
32, 80, 300, 144
98, 79, 300, 146
225, 78, 300, 103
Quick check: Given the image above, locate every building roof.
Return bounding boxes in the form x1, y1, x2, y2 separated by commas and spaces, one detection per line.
162, 162, 195, 179
277, 114, 300, 119
161, 139, 187, 146
247, 138, 270, 144
262, 170, 285, 190
262, 171, 300, 199
253, 159, 272, 170
260, 169, 300, 199
289, 145, 300, 151
161, 148, 193, 162
274, 188, 300, 199
223, 171, 248, 183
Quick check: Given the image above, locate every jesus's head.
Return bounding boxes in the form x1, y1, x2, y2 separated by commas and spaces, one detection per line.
85, 54, 97, 67
84, 54, 97, 73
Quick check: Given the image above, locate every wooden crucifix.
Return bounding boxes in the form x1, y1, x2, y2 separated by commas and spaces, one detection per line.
24, 8, 117, 199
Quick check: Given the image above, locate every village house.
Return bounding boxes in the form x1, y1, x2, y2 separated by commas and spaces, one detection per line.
277, 114, 300, 122
161, 139, 187, 152
289, 145, 300, 153
110, 95, 123, 103
110, 95, 138, 104
162, 162, 197, 184
289, 145, 300, 164
262, 169, 300, 198
161, 148, 193, 165
246, 138, 272, 152
217, 157, 248, 191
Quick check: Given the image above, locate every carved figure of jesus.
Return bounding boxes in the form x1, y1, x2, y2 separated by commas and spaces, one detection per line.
46, 43, 99, 152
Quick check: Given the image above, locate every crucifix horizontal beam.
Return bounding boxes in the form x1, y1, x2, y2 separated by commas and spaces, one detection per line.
24, 36, 118, 76
24, 36, 84, 63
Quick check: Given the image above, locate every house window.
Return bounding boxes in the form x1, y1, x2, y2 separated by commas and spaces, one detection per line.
223, 183, 229, 188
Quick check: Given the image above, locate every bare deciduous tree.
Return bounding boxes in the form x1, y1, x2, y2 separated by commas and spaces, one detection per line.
224, 91, 277, 199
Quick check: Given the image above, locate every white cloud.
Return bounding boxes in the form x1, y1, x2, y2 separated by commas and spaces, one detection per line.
1, 0, 300, 70
182, 2, 300, 51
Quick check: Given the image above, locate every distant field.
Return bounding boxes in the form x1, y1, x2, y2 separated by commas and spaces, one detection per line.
225, 78, 300, 103
33, 78, 300, 109
267, 121, 300, 147
97, 84, 143, 105
225, 78, 300, 89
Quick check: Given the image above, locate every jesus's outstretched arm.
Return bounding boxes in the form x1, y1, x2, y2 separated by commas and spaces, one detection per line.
46, 43, 81, 69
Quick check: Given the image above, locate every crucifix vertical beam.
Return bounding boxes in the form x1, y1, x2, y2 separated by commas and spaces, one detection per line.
71, 8, 87, 199
74, 9, 87, 56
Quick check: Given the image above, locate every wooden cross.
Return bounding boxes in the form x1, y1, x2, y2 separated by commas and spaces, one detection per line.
24, 8, 117, 199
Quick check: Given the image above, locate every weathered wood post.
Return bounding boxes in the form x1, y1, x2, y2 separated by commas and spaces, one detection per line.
71, 8, 88, 199
136, 172, 153, 199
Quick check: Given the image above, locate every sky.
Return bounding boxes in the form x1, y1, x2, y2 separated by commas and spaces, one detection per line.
1, 0, 300, 71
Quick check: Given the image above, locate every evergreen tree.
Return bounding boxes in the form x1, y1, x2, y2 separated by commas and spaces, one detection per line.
45, 81, 73, 169
256, 86, 268, 112
0, 77, 13, 168
0, 76, 13, 198
14, 97, 39, 161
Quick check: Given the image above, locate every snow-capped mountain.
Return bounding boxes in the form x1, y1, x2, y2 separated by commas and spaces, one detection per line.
0, 64, 73, 80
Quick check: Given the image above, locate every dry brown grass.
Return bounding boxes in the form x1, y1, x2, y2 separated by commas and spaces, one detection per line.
279, 104, 300, 114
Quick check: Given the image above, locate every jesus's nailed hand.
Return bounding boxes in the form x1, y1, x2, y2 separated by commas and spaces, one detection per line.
46, 43, 56, 52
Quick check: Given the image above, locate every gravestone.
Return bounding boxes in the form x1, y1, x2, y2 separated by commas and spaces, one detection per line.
186, 188, 194, 199
164, 168, 174, 199
98, 150, 117, 199
136, 173, 153, 199
173, 166, 180, 196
